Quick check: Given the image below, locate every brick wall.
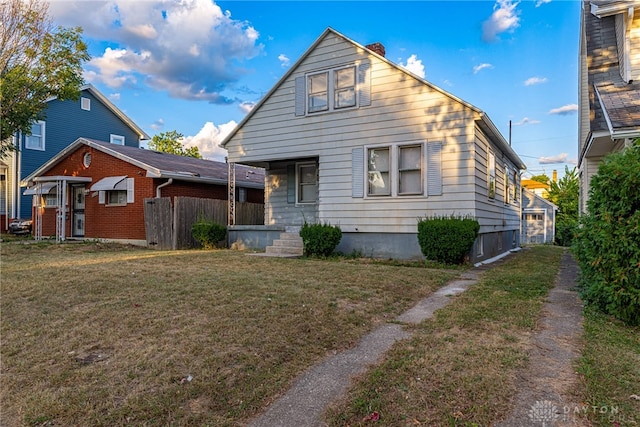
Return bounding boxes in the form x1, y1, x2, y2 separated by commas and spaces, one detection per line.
33, 145, 264, 241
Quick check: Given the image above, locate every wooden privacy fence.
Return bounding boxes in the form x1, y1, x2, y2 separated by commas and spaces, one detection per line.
144, 197, 264, 250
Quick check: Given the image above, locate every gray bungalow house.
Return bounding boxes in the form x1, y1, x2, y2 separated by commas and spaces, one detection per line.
222, 28, 525, 261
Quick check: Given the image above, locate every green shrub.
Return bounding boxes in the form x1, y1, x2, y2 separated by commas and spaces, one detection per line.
417, 215, 480, 264
191, 219, 227, 249
299, 222, 342, 257
572, 143, 640, 326
554, 217, 578, 247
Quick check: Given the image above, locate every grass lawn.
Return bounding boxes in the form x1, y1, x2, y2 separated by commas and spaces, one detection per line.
327, 245, 565, 426
577, 309, 640, 426
0, 240, 457, 426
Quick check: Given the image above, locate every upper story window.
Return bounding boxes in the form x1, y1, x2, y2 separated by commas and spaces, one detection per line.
307, 66, 356, 113
25, 121, 45, 151
295, 61, 371, 117
110, 134, 125, 145
81, 97, 91, 111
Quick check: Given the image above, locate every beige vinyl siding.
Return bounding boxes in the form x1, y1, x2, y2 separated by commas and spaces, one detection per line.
616, 13, 628, 80
473, 125, 520, 234
227, 32, 482, 233
630, 8, 640, 81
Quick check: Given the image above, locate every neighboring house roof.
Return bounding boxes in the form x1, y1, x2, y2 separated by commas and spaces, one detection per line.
220, 27, 525, 170
583, 0, 640, 140
521, 179, 550, 191
46, 84, 151, 141
522, 188, 559, 211
22, 138, 265, 189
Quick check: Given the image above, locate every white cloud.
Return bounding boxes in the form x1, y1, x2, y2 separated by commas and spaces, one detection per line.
524, 76, 548, 86
399, 54, 425, 78
108, 92, 121, 102
473, 63, 494, 74
239, 101, 256, 114
482, 0, 521, 42
442, 79, 453, 87
182, 121, 237, 162
150, 118, 164, 131
535, 0, 552, 7
539, 153, 575, 165
278, 54, 290, 67
548, 104, 578, 115
514, 117, 541, 126
50, 0, 263, 103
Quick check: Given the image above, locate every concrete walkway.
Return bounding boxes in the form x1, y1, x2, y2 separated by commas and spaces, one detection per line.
495, 251, 586, 427
247, 266, 489, 427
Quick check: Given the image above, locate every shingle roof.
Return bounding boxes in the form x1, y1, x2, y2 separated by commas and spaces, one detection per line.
22, 138, 264, 189
85, 139, 264, 188
584, 0, 640, 134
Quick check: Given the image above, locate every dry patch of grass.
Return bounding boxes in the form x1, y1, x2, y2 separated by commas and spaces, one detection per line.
326, 246, 564, 426
577, 309, 640, 425
0, 241, 456, 426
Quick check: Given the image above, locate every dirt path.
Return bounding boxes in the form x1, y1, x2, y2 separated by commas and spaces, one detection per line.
495, 251, 588, 427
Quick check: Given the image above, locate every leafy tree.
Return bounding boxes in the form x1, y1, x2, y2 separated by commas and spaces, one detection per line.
0, 0, 90, 156
148, 130, 202, 159
548, 166, 579, 246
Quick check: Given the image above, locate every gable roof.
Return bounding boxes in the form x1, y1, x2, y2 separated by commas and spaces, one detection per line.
22, 138, 264, 189
583, 0, 640, 138
220, 27, 525, 170
47, 84, 150, 141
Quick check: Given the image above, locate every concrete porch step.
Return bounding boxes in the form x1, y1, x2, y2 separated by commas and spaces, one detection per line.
264, 232, 304, 257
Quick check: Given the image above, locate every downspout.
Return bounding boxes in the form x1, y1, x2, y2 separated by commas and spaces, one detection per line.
156, 178, 173, 198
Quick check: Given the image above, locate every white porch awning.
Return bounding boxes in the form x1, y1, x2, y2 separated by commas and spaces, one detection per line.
90, 176, 127, 191
23, 182, 58, 195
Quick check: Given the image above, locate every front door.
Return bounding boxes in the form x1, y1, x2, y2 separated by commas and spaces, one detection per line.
72, 185, 85, 237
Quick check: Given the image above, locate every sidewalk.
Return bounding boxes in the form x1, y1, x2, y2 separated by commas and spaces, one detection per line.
495, 251, 586, 427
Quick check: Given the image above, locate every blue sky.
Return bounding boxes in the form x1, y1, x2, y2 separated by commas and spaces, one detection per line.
48, 0, 581, 178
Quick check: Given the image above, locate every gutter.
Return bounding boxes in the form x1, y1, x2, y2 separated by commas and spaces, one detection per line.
156, 178, 173, 198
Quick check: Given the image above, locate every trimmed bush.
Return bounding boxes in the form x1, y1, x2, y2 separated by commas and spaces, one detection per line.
572, 143, 640, 326
417, 215, 480, 264
299, 222, 342, 257
191, 219, 227, 249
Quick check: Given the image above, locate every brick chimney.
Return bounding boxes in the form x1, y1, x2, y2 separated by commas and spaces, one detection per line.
365, 42, 385, 57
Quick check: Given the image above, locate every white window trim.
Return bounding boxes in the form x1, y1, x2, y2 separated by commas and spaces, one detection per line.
365, 142, 425, 198
110, 134, 125, 145
296, 162, 318, 205
81, 97, 91, 111
488, 151, 496, 199
25, 121, 45, 151
306, 64, 358, 115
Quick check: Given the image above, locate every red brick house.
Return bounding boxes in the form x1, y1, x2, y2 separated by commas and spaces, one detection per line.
22, 138, 264, 244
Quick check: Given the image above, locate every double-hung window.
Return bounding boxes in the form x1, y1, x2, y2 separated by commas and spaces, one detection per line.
367, 144, 424, 197
26, 121, 45, 150
106, 190, 127, 206
488, 152, 496, 199
398, 145, 423, 195
334, 67, 356, 109
367, 147, 391, 196
307, 66, 356, 113
297, 163, 318, 204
